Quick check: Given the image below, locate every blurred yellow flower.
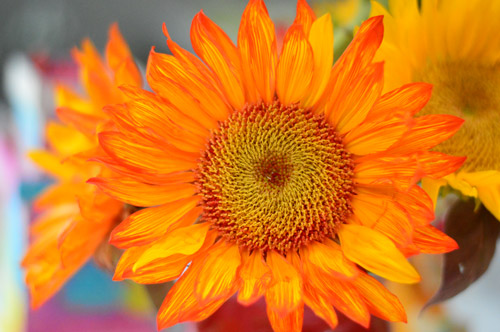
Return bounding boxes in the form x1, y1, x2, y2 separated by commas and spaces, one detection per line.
371, 0, 500, 219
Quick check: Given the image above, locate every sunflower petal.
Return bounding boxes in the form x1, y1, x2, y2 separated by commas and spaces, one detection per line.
339, 224, 421, 283
238, 0, 277, 104
195, 241, 241, 305
365, 82, 433, 121
413, 225, 459, 254
267, 302, 304, 332
157, 257, 231, 330
302, 258, 370, 328
294, 0, 316, 34
276, 23, 314, 105
110, 197, 201, 248
237, 250, 271, 306
134, 223, 211, 269
387, 115, 464, 154
88, 177, 196, 207
265, 251, 303, 316
191, 11, 245, 109
353, 273, 407, 322
303, 13, 334, 107
302, 240, 359, 279
303, 286, 338, 330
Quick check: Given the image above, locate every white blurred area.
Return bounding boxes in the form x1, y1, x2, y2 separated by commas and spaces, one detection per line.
446, 240, 500, 332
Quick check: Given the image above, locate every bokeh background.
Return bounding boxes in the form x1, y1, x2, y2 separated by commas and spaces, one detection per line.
0, 0, 499, 331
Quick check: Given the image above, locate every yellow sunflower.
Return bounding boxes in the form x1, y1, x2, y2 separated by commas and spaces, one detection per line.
22, 24, 141, 307
93, 0, 463, 330
370, 0, 500, 219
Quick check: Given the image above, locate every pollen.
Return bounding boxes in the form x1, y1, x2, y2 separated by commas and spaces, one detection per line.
195, 102, 355, 253
417, 61, 500, 172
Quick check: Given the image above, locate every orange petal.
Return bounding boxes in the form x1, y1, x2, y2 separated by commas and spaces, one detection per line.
110, 197, 201, 248
303, 286, 338, 330
413, 225, 458, 254
56, 107, 104, 137
88, 177, 196, 207
267, 302, 304, 332
191, 11, 245, 109
387, 115, 464, 155
238, 0, 277, 104
339, 224, 421, 283
114, 230, 217, 284
237, 250, 272, 306
393, 185, 435, 226
128, 253, 192, 284
354, 157, 419, 189
46, 122, 94, 157
104, 100, 206, 154
321, 15, 384, 131
57, 214, 114, 269
344, 118, 407, 155
302, 240, 359, 279
276, 23, 314, 105
352, 192, 414, 248
157, 255, 233, 330
302, 258, 370, 328
72, 39, 116, 108
133, 223, 211, 269
54, 84, 93, 114
118, 86, 209, 137
365, 82, 433, 122
194, 241, 241, 306
265, 251, 303, 316
163, 23, 221, 87
326, 62, 384, 135
113, 246, 145, 281
416, 151, 466, 179
29, 150, 80, 181
98, 131, 198, 174
105, 23, 142, 87
32, 183, 87, 211
146, 51, 220, 130
147, 49, 230, 122
157, 252, 234, 330
353, 273, 407, 322
294, 0, 316, 34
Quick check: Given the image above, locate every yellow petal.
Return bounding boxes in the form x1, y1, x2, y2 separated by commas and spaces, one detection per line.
338, 224, 421, 283
421, 177, 446, 209
303, 13, 334, 108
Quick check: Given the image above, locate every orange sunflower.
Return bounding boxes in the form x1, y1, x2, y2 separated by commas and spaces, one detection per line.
94, 1, 464, 330
22, 24, 141, 308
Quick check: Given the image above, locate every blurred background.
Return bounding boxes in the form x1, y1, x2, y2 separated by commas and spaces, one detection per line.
0, 0, 499, 331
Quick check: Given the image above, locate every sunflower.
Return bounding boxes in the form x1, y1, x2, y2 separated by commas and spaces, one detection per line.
370, 0, 500, 219
22, 24, 141, 308
94, 1, 463, 330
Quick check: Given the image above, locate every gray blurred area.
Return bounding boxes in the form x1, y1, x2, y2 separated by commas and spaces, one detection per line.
0, 0, 296, 102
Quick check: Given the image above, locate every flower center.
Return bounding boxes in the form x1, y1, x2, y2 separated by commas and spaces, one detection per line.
195, 102, 355, 253
416, 61, 500, 172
